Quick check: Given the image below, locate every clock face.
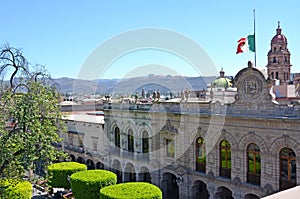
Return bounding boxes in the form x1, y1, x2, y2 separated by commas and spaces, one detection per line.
242, 75, 263, 99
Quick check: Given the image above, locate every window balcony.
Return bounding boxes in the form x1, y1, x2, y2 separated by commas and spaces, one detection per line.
196, 162, 206, 173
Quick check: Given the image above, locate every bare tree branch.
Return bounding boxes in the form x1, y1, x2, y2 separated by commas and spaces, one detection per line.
0, 44, 29, 89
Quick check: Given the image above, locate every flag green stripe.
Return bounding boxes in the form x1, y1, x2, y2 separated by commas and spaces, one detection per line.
247, 34, 255, 52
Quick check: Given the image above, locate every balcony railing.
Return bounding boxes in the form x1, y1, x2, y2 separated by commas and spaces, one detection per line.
280, 179, 296, 191
247, 172, 261, 185
122, 150, 134, 159
219, 167, 231, 179
64, 144, 85, 153
108, 146, 121, 156
136, 152, 150, 161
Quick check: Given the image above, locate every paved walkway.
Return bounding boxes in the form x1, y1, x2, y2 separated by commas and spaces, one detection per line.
32, 186, 67, 199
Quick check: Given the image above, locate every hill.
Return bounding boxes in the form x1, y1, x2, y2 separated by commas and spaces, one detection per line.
53, 75, 217, 95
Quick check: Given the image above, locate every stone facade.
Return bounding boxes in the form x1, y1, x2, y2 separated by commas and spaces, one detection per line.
61, 63, 300, 198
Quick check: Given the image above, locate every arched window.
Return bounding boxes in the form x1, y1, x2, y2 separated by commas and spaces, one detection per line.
274, 47, 276, 52
276, 72, 279, 80
142, 130, 149, 153
114, 127, 120, 148
273, 57, 277, 63
280, 147, 296, 190
219, 140, 231, 178
247, 143, 261, 185
142, 130, 149, 160
271, 72, 274, 79
128, 129, 134, 152
196, 137, 206, 173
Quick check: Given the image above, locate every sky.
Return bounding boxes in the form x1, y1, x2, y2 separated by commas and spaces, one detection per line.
1, 0, 300, 80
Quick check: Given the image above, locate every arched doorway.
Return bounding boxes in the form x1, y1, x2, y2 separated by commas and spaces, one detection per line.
77, 156, 85, 164
69, 154, 76, 161
161, 173, 179, 199
112, 159, 122, 183
140, 166, 151, 183
124, 163, 136, 182
215, 186, 233, 199
279, 147, 296, 190
96, 161, 104, 169
192, 180, 209, 199
245, 193, 260, 199
86, 159, 95, 170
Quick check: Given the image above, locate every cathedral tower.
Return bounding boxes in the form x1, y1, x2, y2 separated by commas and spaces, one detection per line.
267, 22, 291, 85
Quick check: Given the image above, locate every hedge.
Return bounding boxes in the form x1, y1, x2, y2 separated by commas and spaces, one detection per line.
70, 169, 117, 199
0, 178, 32, 199
100, 182, 162, 199
47, 161, 87, 189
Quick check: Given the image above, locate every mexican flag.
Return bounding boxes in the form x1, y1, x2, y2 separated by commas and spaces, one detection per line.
236, 34, 255, 54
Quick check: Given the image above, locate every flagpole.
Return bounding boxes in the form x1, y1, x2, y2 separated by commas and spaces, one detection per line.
253, 9, 256, 67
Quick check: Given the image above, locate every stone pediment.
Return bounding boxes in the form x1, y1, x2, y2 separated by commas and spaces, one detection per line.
229, 62, 275, 110
225, 62, 300, 118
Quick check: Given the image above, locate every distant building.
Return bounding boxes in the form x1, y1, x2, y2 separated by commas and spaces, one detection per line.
206, 68, 236, 104
267, 22, 296, 98
292, 73, 300, 97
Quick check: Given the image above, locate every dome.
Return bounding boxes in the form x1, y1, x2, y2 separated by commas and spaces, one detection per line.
271, 34, 287, 44
271, 22, 287, 44
211, 77, 232, 89
211, 68, 232, 89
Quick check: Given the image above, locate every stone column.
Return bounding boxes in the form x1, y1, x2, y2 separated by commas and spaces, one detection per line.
121, 166, 126, 182
150, 171, 160, 187
261, 153, 277, 191
232, 190, 242, 199
206, 182, 216, 199
178, 181, 189, 199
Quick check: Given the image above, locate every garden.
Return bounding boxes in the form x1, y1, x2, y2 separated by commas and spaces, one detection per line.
1, 161, 162, 199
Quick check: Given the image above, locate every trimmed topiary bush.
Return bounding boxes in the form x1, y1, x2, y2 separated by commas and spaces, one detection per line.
47, 161, 87, 189
100, 182, 162, 199
0, 178, 32, 199
70, 169, 117, 199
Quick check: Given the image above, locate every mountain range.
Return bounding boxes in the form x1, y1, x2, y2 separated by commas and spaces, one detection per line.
53, 75, 218, 95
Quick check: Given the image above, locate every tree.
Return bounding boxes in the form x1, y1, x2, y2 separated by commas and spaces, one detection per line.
0, 44, 67, 178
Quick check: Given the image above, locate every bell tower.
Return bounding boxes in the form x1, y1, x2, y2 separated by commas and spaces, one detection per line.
266, 22, 291, 85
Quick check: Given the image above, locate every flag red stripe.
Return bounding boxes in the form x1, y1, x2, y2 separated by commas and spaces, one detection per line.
237, 37, 246, 43
236, 37, 246, 54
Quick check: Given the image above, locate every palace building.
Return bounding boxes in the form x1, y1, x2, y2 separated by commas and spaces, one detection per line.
60, 23, 300, 198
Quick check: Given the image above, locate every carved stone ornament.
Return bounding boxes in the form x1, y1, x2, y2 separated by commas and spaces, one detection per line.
242, 75, 263, 99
